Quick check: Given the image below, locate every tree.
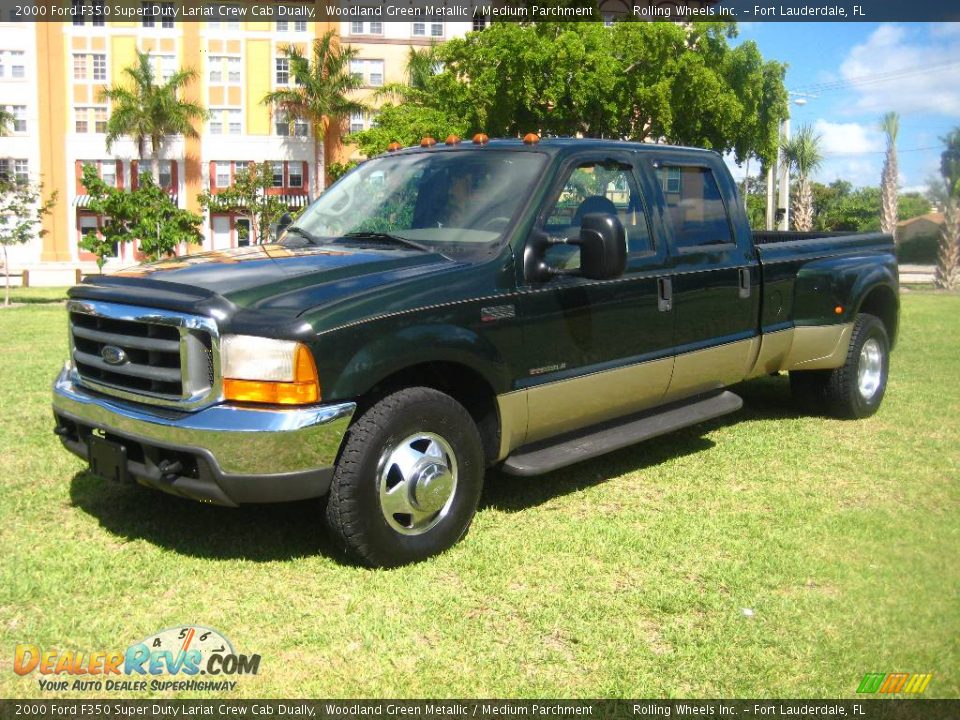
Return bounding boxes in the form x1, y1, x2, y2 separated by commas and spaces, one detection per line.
935, 127, 960, 289
327, 161, 358, 183
879, 111, 900, 237
0, 178, 56, 305
80, 164, 202, 269
198, 162, 290, 245
262, 32, 366, 197
375, 45, 441, 105
780, 124, 823, 231
428, 22, 788, 167
102, 50, 207, 182
347, 104, 468, 158
0, 106, 13, 136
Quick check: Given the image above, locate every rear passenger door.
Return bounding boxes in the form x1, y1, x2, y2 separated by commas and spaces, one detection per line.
646, 158, 760, 401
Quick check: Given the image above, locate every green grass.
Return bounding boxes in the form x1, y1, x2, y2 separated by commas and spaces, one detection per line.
2, 285, 69, 304
1, 294, 958, 699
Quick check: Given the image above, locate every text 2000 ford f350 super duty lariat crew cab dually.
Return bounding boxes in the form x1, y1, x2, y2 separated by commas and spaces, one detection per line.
52, 137, 899, 566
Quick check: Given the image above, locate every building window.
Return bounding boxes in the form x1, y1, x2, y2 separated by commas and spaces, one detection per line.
208, 108, 241, 135
275, 57, 289, 85
349, 111, 366, 134
215, 161, 231, 187
75, 107, 107, 133
274, 110, 308, 137
413, 22, 443, 37
472, 16, 488, 31
350, 59, 384, 88
209, 56, 241, 85
0, 50, 26, 79
288, 163, 303, 188
142, 2, 175, 27
1, 159, 29, 184
276, 21, 306, 32
271, 161, 284, 188
6, 105, 26, 133
100, 161, 117, 187
154, 55, 176, 82
73, 54, 106, 81
141, 160, 172, 188
350, 21, 382, 35
207, 7, 241, 30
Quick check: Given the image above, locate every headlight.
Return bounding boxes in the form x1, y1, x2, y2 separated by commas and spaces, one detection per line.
220, 335, 320, 405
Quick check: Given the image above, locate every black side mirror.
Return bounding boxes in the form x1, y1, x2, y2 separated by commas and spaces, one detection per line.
571, 214, 627, 280
277, 213, 294, 235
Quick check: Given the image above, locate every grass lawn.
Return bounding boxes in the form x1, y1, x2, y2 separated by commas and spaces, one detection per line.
0, 290, 957, 699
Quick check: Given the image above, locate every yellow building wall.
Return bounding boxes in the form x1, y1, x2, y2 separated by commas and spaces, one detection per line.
246, 39, 272, 135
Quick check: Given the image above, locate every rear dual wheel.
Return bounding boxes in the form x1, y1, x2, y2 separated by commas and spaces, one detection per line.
790, 313, 890, 419
323, 387, 485, 567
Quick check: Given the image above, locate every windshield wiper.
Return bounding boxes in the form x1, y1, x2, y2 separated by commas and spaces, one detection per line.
283, 225, 321, 245
341, 231, 435, 255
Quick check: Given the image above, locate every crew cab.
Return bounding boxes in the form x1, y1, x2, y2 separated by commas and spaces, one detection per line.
52, 137, 899, 566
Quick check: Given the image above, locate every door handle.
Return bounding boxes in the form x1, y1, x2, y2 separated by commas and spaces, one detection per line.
738, 267, 751, 299
658, 277, 672, 312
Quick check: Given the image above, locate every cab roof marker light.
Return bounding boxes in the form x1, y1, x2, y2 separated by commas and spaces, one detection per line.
472, 133, 489, 145
420, 136, 437, 148
387, 142, 402, 152
523, 132, 540, 145
445, 135, 461, 145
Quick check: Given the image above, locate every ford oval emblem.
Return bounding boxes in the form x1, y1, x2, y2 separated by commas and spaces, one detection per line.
100, 345, 128, 366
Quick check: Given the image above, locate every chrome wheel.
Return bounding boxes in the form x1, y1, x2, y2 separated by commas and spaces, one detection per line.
378, 432, 458, 536
857, 338, 883, 401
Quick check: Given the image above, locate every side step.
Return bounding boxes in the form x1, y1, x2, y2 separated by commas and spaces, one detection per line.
501, 390, 743, 477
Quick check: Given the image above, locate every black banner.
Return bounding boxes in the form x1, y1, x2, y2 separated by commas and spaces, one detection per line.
4, 0, 960, 23
1, 700, 959, 720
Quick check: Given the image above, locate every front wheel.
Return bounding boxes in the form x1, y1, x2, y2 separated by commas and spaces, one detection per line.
324, 387, 485, 567
790, 313, 890, 419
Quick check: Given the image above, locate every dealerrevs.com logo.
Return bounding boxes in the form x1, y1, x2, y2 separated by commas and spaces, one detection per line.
14, 625, 260, 693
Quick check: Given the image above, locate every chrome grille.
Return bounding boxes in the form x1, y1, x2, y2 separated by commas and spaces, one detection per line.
67, 300, 221, 409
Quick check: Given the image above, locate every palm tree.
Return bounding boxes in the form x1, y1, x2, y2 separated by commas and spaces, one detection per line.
262, 31, 367, 197
376, 45, 440, 104
781, 124, 824, 232
879, 111, 900, 237
935, 127, 960, 290
101, 51, 207, 182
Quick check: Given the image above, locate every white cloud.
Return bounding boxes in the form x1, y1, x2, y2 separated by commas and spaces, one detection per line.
813, 119, 883, 155
838, 24, 960, 117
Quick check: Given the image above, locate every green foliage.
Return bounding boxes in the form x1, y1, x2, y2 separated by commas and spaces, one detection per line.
327, 161, 358, 183
0, 177, 56, 305
347, 104, 468, 158
81, 164, 202, 269
0, 106, 13, 136
198, 162, 289, 244
425, 22, 787, 166
101, 50, 207, 179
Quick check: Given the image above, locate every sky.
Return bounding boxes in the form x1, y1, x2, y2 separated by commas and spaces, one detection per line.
725, 21, 960, 194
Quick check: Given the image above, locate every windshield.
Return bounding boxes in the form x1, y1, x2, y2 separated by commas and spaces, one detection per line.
285, 150, 547, 258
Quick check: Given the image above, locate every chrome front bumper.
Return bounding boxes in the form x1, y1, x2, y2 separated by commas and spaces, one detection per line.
52, 368, 356, 506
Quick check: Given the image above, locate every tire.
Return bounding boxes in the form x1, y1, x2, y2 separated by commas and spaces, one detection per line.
324, 387, 485, 567
790, 313, 890, 419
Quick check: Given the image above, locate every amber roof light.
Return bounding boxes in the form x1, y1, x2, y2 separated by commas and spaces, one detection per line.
445, 134, 461, 145
523, 132, 540, 145
472, 133, 489, 145
387, 142, 402, 152
420, 136, 437, 148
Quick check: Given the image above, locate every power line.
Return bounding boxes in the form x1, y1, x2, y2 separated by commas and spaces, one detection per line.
792, 60, 960, 95
822, 146, 940, 157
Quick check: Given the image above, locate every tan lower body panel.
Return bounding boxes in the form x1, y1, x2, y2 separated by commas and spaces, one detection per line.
495, 324, 854, 460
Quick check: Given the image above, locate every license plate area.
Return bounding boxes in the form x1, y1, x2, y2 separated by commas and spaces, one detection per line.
87, 434, 130, 484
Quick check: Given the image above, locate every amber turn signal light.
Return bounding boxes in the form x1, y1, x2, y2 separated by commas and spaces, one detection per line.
223, 345, 320, 405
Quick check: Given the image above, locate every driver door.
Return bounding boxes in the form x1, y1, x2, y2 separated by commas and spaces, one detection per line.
518, 152, 675, 444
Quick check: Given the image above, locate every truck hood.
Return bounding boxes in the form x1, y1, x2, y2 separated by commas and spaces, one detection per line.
75, 243, 451, 307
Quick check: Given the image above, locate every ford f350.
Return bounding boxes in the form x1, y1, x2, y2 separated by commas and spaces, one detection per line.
52, 137, 899, 566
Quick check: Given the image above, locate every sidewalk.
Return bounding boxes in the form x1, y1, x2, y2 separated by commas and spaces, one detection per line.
899, 264, 935, 284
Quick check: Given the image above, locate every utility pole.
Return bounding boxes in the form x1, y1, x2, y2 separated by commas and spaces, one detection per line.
777, 116, 791, 231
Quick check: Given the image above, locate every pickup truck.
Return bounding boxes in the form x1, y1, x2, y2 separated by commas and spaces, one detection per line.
52, 137, 899, 567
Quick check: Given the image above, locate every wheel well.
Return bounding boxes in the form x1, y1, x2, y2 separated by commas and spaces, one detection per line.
858, 285, 899, 348
360, 362, 501, 466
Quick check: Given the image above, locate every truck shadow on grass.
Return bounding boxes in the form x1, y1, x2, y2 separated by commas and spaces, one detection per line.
68, 375, 804, 564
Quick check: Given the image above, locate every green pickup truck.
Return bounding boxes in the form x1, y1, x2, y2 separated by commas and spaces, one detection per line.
53, 137, 899, 566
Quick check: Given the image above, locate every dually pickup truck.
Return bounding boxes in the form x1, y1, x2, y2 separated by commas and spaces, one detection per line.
53, 137, 899, 566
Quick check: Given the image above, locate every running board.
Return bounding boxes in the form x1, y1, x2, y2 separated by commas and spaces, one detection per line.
502, 391, 743, 477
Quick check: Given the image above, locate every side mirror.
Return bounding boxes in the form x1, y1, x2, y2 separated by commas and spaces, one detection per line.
277, 213, 294, 236
571, 213, 627, 280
